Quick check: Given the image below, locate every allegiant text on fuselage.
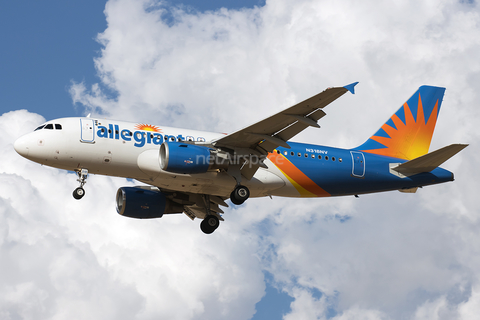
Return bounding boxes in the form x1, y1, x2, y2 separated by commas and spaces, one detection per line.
96, 124, 206, 148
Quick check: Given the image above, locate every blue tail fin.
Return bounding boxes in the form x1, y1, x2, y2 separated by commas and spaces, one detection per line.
356, 85, 445, 160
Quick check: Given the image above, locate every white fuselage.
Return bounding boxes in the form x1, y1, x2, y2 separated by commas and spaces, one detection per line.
14, 117, 289, 198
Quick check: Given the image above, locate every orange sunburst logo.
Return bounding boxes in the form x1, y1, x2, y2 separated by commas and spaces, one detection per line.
363, 94, 438, 160
134, 123, 162, 133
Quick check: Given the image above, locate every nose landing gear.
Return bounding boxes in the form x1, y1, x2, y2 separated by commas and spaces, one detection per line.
73, 169, 88, 200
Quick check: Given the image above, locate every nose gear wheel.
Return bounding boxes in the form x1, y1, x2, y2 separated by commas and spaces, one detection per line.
73, 187, 85, 199
73, 169, 88, 200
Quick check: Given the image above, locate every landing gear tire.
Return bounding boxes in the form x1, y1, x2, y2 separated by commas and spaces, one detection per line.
200, 215, 220, 234
230, 185, 250, 205
73, 187, 85, 200
73, 169, 88, 200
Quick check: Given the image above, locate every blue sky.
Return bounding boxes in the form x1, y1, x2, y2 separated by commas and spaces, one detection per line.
0, 1, 106, 119
0, 0, 264, 121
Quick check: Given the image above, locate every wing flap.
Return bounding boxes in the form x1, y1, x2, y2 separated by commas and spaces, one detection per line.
158, 189, 228, 220
184, 205, 224, 221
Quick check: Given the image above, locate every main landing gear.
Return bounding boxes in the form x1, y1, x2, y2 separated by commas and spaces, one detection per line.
230, 185, 250, 205
199, 194, 221, 234
199, 185, 249, 234
200, 215, 220, 234
73, 169, 88, 200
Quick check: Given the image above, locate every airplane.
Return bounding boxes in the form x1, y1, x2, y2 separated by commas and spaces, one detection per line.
14, 83, 468, 234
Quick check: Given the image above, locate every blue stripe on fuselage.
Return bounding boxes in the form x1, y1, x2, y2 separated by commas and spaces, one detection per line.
275, 142, 453, 196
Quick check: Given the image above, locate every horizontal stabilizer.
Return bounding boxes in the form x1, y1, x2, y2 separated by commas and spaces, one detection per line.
392, 144, 468, 175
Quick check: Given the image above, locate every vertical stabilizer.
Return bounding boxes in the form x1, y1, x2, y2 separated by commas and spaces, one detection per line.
356, 86, 445, 160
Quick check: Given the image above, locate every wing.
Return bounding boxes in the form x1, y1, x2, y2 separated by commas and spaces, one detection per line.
212, 82, 358, 154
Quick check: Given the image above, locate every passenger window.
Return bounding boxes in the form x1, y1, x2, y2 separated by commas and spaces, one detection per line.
325, 156, 329, 160
332, 157, 336, 161
55, 124, 62, 130
45, 124, 54, 129
311, 154, 315, 158
304, 153, 308, 158
318, 155, 322, 160
290, 151, 294, 156
35, 125, 45, 131
339, 158, 343, 163
276, 150, 280, 154
297, 152, 301, 157
284, 151, 287, 156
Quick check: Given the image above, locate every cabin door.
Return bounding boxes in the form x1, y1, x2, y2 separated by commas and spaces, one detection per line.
80, 119, 95, 143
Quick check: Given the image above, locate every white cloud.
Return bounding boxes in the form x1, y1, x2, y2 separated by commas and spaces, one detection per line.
458, 287, 480, 319
1, 110, 266, 319
282, 288, 329, 320
3, 0, 480, 319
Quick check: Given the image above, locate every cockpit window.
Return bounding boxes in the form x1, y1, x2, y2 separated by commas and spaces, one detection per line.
34, 123, 62, 131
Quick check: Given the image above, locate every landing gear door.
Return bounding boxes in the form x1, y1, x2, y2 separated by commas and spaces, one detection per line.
350, 151, 365, 178
80, 119, 95, 143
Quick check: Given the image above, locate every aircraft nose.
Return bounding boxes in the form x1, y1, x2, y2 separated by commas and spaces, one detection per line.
14, 135, 30, 157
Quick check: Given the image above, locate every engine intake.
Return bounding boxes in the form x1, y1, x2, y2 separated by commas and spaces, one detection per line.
116, 187, 183, 219
159, 142, 229, 174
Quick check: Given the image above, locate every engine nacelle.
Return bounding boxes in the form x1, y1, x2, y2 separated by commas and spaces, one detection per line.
116, 187, 183, 219
159, 142, 229, 174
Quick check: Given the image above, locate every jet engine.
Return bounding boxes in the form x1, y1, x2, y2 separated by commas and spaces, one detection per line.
159, 142, 229, 174
116, 187, 183, 219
